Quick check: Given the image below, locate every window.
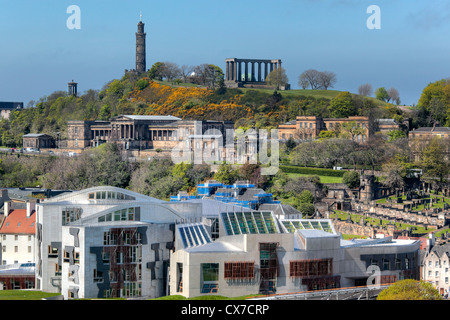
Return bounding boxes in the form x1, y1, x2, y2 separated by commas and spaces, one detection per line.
15, 235, 18, 241
102, 251, 110, 264
289, 259, 333, 278
2, 246, 5, 253
177, 263, 183, 292
93, 269, 104, 283
48, 245, 58, 257
224, 262, 255, 280
201, 263, 219, 293
395, 259, 401, 270
383, 259, 390, 271
14, 246, 18, 253
62, 207, 82, 225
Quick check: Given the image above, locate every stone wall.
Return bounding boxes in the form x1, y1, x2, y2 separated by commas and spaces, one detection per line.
332, 220, 375, 238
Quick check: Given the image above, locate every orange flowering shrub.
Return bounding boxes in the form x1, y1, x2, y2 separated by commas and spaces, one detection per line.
127, 79, 285, 125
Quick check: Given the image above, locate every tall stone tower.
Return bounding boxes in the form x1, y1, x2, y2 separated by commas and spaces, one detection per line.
135, 16, 146, 74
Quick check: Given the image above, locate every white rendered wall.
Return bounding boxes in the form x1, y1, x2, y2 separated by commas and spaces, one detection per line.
0, 234, 35, 265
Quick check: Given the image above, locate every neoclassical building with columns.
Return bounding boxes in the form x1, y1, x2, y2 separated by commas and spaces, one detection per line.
66, 115, 235, 155
225, 58, 290, 90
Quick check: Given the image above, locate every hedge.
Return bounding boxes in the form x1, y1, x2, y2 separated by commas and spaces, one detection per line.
280, 165, 346, 177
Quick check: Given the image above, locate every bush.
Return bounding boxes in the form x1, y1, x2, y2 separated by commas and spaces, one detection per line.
377, 279, 442, 300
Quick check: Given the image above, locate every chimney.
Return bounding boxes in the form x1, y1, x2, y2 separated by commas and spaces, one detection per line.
26, 200, 36, 217
428, 233, 436, 249
4, 201, 10, 217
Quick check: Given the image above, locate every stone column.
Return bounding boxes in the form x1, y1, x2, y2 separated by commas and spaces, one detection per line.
233, 60, 238, 82
258, 62, 261, 82
244, 62, 248, 82
264, 62, 268, 80
237, 61, 241, 82
251, 61, 255, 82
231, 61, 234, 80
226, 61, 230, 80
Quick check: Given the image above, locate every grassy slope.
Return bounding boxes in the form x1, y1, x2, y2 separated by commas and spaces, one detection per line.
154, 80, 388, 107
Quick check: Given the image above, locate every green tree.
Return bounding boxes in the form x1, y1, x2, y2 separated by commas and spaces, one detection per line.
297, 202, 315, 217
418, 79, 450, 126
298, 189, 314, 204
377, 279, 442, 300
214, 162, 239, 185
148, 62, 165, 81
342, 170, 360, 189
387, 129, 406, 142
375, 87, 389, 102
318, 130, 336, 140
420, 136, 450, 186
329, 91, 356, 118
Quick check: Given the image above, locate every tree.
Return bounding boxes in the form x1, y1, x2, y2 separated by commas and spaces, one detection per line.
160, 62, 181, 82
387, 87, 400, 104
375, 87, 389, 102
299, 69, 321, 90
342, 170, 360, 189
420, 136, 450, 186
318, 71, 337, 90
148, 62, 165, 81
418, 78, 450, 126
191, 64, 224, 88
266, 68, 289, 90
298, 189, 314, 204
180, 65, 194, 83
377, 279, 442, 300
214, 162, 239, 185
298, 69, 336, 90
381, 161, 406, 192
329, 91, 356, 118
239, 162, 267, 187
387, 129, 406, 142
358, 83, 373, 97
297, 202, 315, 217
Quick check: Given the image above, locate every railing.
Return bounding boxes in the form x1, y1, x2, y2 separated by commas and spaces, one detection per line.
248, 284, 391, 300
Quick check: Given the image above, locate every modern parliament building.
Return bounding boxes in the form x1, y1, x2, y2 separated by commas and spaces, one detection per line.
33, 184, 420, 299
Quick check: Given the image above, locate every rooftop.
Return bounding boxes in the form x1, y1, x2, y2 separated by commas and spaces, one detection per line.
0, 209, 35, 235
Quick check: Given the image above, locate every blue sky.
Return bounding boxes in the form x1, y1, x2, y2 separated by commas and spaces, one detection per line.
1, 0, 450, 106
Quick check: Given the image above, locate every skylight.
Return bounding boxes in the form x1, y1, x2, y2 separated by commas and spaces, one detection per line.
220, 211, 278, 235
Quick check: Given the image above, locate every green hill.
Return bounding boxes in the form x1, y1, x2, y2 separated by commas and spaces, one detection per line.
0, 72, 398, 147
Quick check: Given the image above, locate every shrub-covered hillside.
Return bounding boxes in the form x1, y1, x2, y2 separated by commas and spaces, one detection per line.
0, 70, 402, 147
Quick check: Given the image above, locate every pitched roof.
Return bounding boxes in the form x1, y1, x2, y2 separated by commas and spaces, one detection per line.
0, 209, 36, 235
